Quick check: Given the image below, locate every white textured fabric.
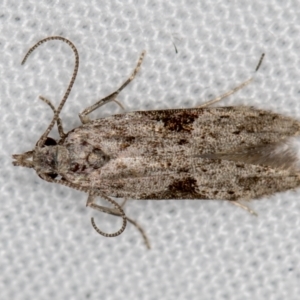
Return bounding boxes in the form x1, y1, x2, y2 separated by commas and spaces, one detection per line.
1, 1, 300, 299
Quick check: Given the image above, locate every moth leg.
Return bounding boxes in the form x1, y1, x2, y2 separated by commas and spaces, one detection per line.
197, 77, 252, 108
86, 195, 150, 249
198, 53, 265, 108
80, 51, 146, 124
120, 198, 128, 207
39, 96, 66, 138
230, 201, 258, 216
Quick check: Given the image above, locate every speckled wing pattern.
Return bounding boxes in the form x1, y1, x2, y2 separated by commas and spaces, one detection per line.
62, 106, 300, 201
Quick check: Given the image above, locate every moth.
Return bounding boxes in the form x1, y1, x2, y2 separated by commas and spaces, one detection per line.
13, 36, 300, 248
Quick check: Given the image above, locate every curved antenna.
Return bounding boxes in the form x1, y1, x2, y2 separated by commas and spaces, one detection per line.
91, 194, 127, 238
21, 36, 79, 147
38, 173, 128, 237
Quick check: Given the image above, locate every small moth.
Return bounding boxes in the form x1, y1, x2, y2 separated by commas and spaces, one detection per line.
13, 36, 300, 248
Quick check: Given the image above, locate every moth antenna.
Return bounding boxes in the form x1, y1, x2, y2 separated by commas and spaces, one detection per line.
86, 197, 150, 247
91, 216, 126, 238
21, 36, 79, 148
90, 194, 127, 237
39, 172, 128, 237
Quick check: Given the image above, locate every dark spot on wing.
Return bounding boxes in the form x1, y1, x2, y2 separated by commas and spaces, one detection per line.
178, 139, 188, 145
120, 136, 136, 150
168, 177, 198, 195
70, 163, 80, 172
238, 176, 260, 187
156, 111, 198, 132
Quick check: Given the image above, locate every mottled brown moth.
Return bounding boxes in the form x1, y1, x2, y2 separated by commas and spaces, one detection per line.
13, 36, 300, 248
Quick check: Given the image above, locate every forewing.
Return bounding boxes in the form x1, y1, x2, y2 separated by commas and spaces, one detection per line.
64, 106, 300, 200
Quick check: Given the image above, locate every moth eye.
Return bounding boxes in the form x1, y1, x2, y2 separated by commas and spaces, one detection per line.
48, 173, 58, 179
45, 137, 57, 146
38, 173, 58, 180
36, 137, 57, 147
87, 148, 110, 168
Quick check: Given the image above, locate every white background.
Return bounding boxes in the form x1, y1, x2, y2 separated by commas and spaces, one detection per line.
1, 0, 300, 299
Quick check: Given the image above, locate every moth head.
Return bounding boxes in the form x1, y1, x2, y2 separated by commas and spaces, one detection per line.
12, 137, 68, 178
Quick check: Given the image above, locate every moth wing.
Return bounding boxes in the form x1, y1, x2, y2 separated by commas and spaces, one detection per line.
199, 138, 300, 171
65, 106, 300, 201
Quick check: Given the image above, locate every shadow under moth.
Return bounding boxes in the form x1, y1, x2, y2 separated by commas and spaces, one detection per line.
13, 36, 300, 248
